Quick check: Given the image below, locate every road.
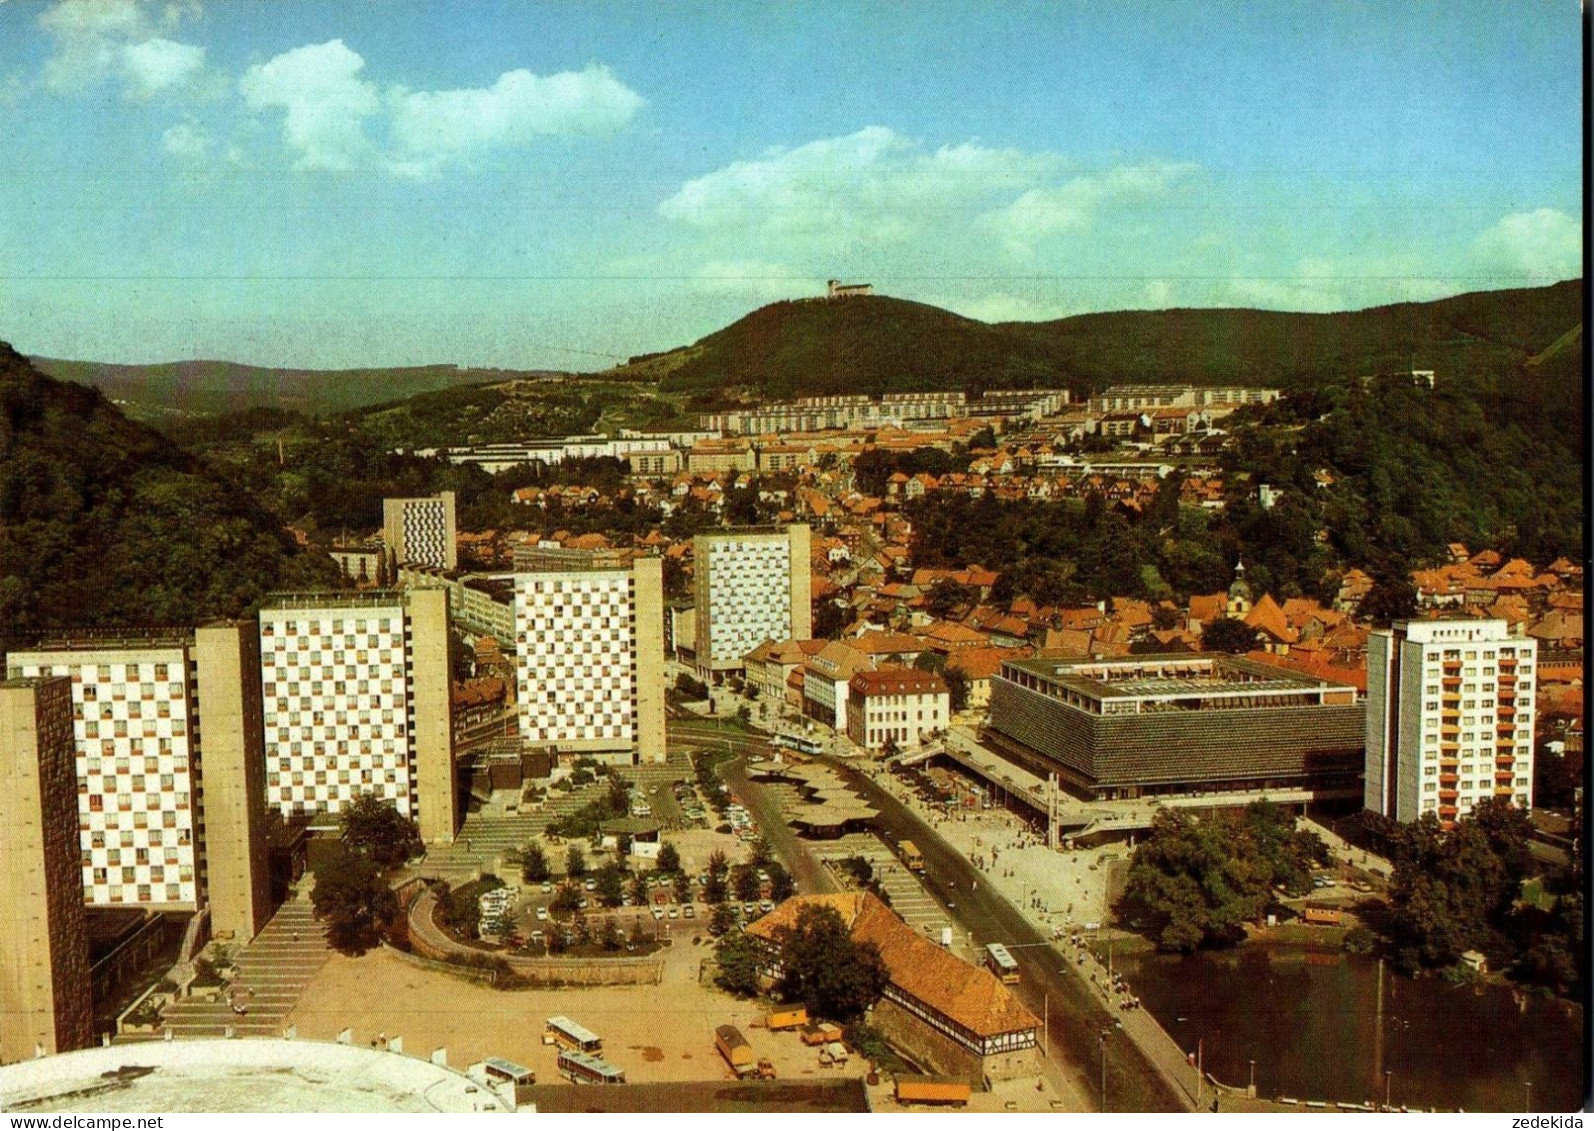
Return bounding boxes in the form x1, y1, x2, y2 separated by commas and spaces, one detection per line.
668, 716, 838, 898
818, 755, 1188, 1113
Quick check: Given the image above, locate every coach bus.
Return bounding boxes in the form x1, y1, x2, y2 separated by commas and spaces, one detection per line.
481, 1057, 535, 1090
544, 1015, 602, 1054
985, 943, 1020, 984
557, 1048, 626, 1085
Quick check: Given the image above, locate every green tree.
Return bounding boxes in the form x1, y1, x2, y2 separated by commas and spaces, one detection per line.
714, 929, 765, 995
734, 865, 762, 903
339, 793, 423, 869
1199, 617, 1260, 654
565, 843, 588, 878
606, 772, 632, 816
673, 870, 693, 904
627, 872, 649, 906
600, 918, 623, 952
656, 842, 682, 874
311, 844, 400, 955
595, 863, 625, 908
768, 863, 796, 902
709, 902, 737, 936
773, 904, 888, 1022
521, 842, 550, 883
749, 837, 774, 870
551, 882, 581, 913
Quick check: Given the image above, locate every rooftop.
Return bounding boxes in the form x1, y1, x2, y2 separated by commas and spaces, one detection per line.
748, 893, 1037, 1039
1001, 653, 1353, 703
0, 1039, 494, 1114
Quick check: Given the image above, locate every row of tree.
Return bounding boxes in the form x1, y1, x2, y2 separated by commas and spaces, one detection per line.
1372, 802, 1584, 996
1117, 801, 1330, 952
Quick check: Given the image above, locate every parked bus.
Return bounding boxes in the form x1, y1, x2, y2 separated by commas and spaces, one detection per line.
481, 1057, 535, 1089
899, 839, 925, 873
557, 1048, 625, 1085
544, 1015, 602, 1054
985, 943, 1020, 984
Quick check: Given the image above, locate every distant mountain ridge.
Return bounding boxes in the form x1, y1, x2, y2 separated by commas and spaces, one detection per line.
0, 344, 340, 651
604, 280, 1584, 402
30, 357, 564, 418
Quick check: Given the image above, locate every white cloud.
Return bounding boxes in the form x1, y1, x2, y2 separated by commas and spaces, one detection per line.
161, 118, 209, 158
659, 126, 1064, 250
1473, 208, 1582, 282
122, 36, 205, 99
239, 40, 379, 172
240, 43, 642, 177
388, 65, 643, 176
978, 161, 1199, 254
37, 0, 207, 98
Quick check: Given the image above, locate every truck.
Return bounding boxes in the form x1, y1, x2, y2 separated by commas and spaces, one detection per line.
715, 1025, 756, 1077
819, 1041, 849, 1066
767, 1007, 809, 1032
800, 1022, 843, 1047
899, 839, 925, 872
756, 1058, 777, 1080
896, 1077, 972, 1106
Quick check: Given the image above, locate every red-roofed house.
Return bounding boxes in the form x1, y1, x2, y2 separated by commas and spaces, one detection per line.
746, 893, 1039, 1081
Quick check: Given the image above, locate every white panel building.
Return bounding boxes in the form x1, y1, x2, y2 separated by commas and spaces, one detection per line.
693, 525, 812, 674
513, 557, 665, 764
10, 645, 200, 908
1365, 618, 1535, 825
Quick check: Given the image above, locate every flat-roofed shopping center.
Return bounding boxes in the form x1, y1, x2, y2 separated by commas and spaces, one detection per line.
986, 654, 1365, 801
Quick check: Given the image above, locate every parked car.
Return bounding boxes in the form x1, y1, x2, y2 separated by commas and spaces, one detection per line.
652, 907, 664, 921
683, 904, 696, 919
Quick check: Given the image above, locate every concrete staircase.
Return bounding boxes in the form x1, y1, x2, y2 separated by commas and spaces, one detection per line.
151, 899, 330, 1040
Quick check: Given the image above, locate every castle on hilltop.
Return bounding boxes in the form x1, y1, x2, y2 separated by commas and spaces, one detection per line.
827, 279, 873, 298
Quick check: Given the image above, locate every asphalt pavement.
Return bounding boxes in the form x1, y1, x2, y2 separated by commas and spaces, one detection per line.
818, 755, 1188, 1113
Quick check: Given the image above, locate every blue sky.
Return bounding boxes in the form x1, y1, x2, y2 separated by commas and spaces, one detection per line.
0, 1, 1581, 369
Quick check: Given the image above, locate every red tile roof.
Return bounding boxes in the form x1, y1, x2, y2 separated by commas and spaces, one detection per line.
747, 894, 1037, 1039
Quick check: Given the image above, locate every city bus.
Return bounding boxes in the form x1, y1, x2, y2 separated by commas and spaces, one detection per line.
557, 1048, 626, 1085
481, 1057, 535, 1089
985, 943, 1020, 984
899, 839, 925, 873
772, 733, 823, 755
544, 1015, 602, 1054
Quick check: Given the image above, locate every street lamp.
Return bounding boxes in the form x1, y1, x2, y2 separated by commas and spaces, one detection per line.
1248, 1059, 1256, 1097
1524, 1081, 1532, 1113
1384, 1070, 1393, 1112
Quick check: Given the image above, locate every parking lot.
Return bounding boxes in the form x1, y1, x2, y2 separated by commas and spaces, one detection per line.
813, 833, 958, 950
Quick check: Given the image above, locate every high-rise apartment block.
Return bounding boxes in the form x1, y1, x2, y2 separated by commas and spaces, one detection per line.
7, 625, 270, 939
693, 525, 812, 673
258, 589, 457, 843
514, 556, 665, 764
383, 491, 457, 570
0, 678, 94, 1063
1365, 619, 1536, 825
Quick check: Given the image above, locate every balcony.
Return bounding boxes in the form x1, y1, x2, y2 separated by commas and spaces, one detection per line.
1496, 772, 1515, 784
1439, 788, 1459, 802
1442, 676, 1463, 688
1494, 787, 1515, 798
1439, 773, 1459, 786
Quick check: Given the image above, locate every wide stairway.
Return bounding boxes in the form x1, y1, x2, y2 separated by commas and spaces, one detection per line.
154, 898, 331, 1039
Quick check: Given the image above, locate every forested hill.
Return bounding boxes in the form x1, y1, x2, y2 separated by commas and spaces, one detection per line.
30, 357, 552, 420
0, 343, 340, 652
606, 279, 1583, 403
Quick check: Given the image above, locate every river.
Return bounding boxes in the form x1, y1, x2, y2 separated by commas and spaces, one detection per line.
1114, 944, 1586, 1112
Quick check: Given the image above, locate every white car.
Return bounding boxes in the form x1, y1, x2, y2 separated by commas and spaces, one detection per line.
535, 906, 549, 922
652, 907, 665, 921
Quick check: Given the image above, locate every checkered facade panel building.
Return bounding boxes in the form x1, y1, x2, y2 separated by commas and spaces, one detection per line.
704, 538, 791, 665
401, 498, 450, 569
259, 606, 415, 819
11, 651, 201, 909
515, 572, 637, 746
